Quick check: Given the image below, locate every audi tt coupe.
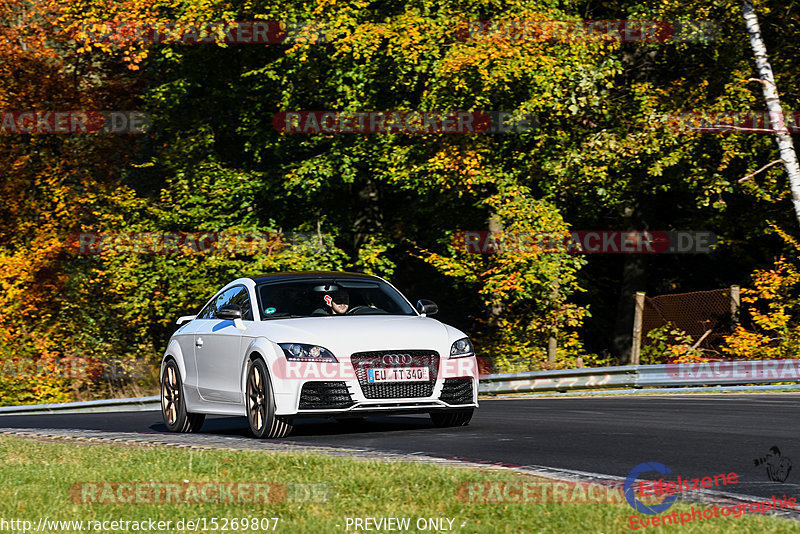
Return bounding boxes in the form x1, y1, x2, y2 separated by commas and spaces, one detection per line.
160, 271, 479, 438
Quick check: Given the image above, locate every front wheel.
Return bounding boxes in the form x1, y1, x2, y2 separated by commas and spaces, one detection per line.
246, 358, 293, 438
430, 408, 474, 428
161, 360, 205, 433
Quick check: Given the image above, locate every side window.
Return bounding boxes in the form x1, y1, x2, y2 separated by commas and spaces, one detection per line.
197, 297, 217, 319
228, 286, 254, 321
197, 287, 240, 319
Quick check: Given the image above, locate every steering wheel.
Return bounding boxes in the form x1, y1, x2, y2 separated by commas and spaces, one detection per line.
346, 305, 370, 315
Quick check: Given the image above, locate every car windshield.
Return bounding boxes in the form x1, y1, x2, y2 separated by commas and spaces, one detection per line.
255, 278, 416, 319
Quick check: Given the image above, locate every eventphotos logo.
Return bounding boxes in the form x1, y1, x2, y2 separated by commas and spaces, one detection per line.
625, 463, 679, 515
624, 462, 740, 514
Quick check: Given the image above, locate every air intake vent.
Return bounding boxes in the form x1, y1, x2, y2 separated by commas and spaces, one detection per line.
439, 378, 474, 404
299, 381, 354, 409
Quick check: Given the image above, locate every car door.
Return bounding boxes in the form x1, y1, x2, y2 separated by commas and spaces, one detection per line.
172, 319, 203, 391
193, 285, 252, 404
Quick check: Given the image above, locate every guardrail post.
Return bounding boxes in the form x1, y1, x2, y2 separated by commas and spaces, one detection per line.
731, 285, 740, 329
631, 292, 646, 365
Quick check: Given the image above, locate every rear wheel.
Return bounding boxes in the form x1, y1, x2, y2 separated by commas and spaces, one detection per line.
161, 360, 205, 433
247, 358, 293, 438
430, 408, 473, 428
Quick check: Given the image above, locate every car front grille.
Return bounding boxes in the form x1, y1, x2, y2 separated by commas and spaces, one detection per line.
439, 378, 474, 404
350, 350, 439, 399
298, 381, 354, 409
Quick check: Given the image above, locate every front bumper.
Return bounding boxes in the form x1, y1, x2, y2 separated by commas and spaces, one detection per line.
295, 377, 477, 416
270, 351, 479, 416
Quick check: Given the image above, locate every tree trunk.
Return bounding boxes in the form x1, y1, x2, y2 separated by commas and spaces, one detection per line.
611, 205, 647, 364
487, 213, 504, 324
612, 253, 646, 363
742, 0, 800, 226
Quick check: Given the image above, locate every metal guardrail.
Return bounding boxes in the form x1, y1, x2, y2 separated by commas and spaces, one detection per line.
3, 360, 799, 413
479, 360, 800, 395
0, 396, 159, 415
480, 365, 639, 394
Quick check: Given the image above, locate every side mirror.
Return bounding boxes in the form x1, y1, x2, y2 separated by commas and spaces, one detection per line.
176, 315, 196, 325
416, 299, 438, 316
216, 304, 243, 321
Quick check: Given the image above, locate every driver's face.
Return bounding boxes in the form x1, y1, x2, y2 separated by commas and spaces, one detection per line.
329, 292, 349, 314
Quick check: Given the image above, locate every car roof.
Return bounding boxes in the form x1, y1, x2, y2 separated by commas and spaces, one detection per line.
249, 271, 383, 284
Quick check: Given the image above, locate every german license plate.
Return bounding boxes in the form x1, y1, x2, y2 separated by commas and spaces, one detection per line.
367, 367, 430, 383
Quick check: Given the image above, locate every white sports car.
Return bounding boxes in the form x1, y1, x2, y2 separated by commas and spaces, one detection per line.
160, 271, 479, 438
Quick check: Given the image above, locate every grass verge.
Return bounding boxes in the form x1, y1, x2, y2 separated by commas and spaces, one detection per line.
0, 436, 797, 533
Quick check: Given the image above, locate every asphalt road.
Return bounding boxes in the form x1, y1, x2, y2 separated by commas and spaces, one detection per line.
2, 394, 799, 502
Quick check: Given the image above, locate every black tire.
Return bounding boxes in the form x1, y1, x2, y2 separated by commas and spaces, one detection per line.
247, 358, 293, 438
161, 360, 205, 433
430, 408, 474, 428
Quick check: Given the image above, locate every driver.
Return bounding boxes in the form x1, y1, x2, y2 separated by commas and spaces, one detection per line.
318, 289, 349, 315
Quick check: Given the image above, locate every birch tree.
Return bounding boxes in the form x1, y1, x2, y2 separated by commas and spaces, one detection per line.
742, 0, 800, 226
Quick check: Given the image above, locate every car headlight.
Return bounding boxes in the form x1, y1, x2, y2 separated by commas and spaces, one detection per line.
450, 337, 474, 358
278, 343, 338, 362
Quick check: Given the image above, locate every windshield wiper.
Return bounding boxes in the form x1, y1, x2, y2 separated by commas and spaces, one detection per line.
262, 313, 306, 320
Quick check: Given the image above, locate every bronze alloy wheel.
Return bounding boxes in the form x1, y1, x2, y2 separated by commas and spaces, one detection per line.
162, 364, 180, 426
160, 360, 204, 433
246, 358, 293, 438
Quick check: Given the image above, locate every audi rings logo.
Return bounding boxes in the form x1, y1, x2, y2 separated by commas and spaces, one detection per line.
382, 354, 412, 365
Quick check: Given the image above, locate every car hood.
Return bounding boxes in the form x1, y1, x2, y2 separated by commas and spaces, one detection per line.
248, 315, 458, 356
